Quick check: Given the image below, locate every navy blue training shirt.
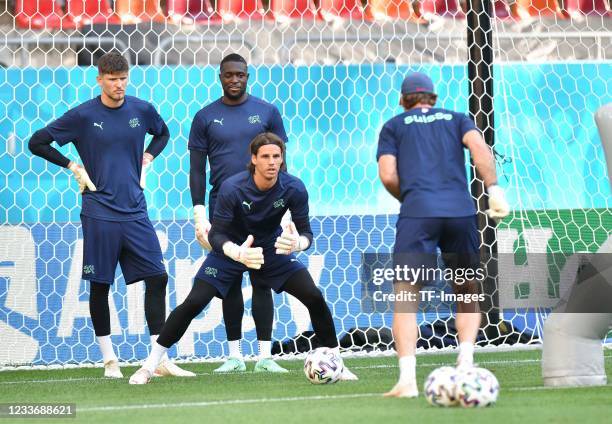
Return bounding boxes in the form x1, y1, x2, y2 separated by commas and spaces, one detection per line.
188, 95, 288, 212
210, 171, 310, 251
377, 107, 478, 218
46, 95, 166, 221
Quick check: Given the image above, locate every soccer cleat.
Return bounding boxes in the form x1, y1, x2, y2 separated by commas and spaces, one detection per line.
253, 358, 289, 373
129, 368, 152, 385
104, 360, 123, 378
339, 366, 359, 381
383, 380, 419, 398
154, 360, 196, 377
213, 357, 246, 373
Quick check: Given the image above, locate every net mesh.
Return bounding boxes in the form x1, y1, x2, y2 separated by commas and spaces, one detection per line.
0, 0, 610, 366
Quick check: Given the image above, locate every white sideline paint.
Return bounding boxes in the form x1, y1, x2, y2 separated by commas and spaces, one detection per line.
74, 384, 612, 414
1, 355, 610, 385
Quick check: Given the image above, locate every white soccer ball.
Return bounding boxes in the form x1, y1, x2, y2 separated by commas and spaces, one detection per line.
424, 366, 459, 407
303, 347, 344, 384
455, 367, 500, 408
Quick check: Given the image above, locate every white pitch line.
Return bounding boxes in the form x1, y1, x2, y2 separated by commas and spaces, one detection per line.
78, 393, 382, 413
75, 384, 612, 414
1, 356, 611, 386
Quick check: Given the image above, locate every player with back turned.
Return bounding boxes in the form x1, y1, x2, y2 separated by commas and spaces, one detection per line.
28, 52, 193, 379
189, 53, 290, 373
129, 133, 358, 384
377, 72, 510, 397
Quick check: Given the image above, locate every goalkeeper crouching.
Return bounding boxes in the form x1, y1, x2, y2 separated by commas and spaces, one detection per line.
130, 132, 358, 384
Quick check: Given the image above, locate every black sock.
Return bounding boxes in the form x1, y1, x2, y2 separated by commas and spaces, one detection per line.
282, 269, 338, 348
251, 283, 273, 341
222, 279, 244, 341
89, 281, 111, 337
144, 274, 168, 335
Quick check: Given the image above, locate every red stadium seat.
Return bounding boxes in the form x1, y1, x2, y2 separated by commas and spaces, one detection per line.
216, 0, 267, 21
420, 0, 465, 18
365, 0, 422, 21
319, 0, 365, 20
114, 0, 167, 24
493, 0, 512, 19
66, 0, 120, 26
566, 0, 611, 16
270, 0, 319, 21
515, 0, 563, 17
167, 0, 221, 23
15, 0, 77, 29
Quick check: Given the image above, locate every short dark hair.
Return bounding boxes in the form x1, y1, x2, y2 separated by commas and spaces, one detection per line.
402, 92, 437, 109
220, 53, 247, 71
97, 52, 129, 75
247, 133, 285, 173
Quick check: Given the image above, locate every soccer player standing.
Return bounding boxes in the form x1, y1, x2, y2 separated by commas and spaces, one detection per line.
28, 52, 193, 379
129, 133, 358, 384
189, 54, 289, 373
377, 73, 509, 397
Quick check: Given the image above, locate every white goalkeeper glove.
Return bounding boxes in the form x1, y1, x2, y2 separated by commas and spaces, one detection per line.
193, 204, 212, 251
486, 185, 510, 221
223, 235, 264, 270
68, 161, 96, 193
140, 153, 153, 189
275, 221, 310, 255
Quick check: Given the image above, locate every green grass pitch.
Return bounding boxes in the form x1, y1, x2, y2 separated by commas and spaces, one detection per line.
0, 349, 610, 424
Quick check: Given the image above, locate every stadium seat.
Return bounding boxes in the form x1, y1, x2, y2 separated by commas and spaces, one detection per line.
270, 0, 319, 21
216, 0, 267, 21
493, 0, 512, 19
319, 0, 365, 20
565, 0, 611, 16
66, 0, 120, 26
515, 0, 563, 17
114, 0, 167, 24
365, 0, 422, 21
15, 0, 77, 29
420, 0, 465, 18
166, 0, 221, 23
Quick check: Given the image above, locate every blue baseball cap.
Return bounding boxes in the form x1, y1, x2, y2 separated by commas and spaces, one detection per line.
401, 72, 435, 95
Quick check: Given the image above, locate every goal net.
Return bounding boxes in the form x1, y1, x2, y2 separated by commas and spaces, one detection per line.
0, 0, 610, 367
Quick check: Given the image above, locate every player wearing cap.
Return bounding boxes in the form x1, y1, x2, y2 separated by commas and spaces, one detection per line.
377, 72, 509, 397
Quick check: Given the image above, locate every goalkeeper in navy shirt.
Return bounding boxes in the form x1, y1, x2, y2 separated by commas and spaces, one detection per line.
377, 72, 510, 398
129, 133, 358, 384
28, 52, 193, 379
188, 53, 290, 373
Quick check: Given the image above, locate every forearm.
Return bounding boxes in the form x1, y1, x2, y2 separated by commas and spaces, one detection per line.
28, 129, 71, 168
471, 144, 498, 188
382, 178, 401, 201
292, 215, 313, 250
189, 150, 207, 206
144, 123, 170, 158
208, 220, 231, 252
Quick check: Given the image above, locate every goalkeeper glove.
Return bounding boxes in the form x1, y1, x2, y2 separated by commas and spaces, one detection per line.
68, 161, 96, 193
275, 222, 310, 255
140, 153, 153, 189
223, 235, 264, 270
486, 185, 510, 221
193, 205, 212, 251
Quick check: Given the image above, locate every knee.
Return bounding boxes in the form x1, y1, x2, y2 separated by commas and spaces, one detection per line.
145, 274, 168, 295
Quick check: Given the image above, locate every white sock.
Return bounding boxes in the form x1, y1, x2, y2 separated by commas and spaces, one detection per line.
228, 340, 242, 359
150, 335, 169, 362
142, 342, 167, 373
258, 340, 271, 360
98, 335, 118, 364
458, 342, 474, 366
398, 355, 416, 384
